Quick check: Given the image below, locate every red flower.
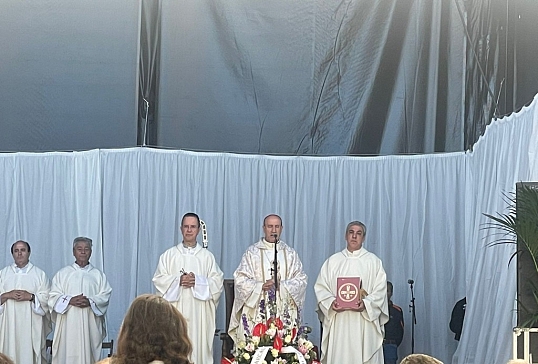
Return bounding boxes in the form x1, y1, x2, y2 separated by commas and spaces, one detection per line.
272, 335, 283, 351
291, 327, 297, 341
252, 323, 267, 337
267, 317, 284, 330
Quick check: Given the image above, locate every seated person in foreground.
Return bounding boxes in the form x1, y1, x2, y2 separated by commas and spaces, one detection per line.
0, 353, 14, 364
400, 354, 443, 364
97, 294, 192, 364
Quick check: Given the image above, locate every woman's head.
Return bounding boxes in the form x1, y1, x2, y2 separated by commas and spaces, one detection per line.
115, 294, 192, 364
400, 354, 444, 364
0, 353, 14, 364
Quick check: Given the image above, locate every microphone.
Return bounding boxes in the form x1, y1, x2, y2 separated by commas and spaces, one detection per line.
272, 234, 278, 242
408, 279, 414, 284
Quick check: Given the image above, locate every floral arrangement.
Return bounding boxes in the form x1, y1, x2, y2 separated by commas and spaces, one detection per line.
233, 290, 319, 364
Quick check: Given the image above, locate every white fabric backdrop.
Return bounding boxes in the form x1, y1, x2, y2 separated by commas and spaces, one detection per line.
1, 94, 537, 363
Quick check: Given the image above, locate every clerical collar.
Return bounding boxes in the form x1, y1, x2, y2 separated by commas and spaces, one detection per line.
345, 248, 363, 256
74, 262, 92, 270
181, 242, 198, 254
13, 262, 30, 273
261, 238, 276, 249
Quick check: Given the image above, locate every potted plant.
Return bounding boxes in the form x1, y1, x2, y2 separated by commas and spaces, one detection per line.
483, 183, 538, 326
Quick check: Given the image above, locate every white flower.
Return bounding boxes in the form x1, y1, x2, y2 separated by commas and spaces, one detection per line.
266, 328, 277, 338
242, 353, 251, 360
245, 342, 256, 352
271, 348, 279, 357
303, 339, 314, 350
252, 336, 261, 345
284, 334, 292, 344
238, 340, 246, 349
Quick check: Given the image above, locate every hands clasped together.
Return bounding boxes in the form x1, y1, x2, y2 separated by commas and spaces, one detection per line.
331, 298, 365, 313
180, 272, 196, 288
69, 294, 91, 308
4, 289, 33, 302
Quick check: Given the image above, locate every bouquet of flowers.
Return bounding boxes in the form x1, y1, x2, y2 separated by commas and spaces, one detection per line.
234, 290, 319, 364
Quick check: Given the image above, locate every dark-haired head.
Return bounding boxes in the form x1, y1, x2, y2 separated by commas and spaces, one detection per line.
11, 240, 30, 254
181, 213, 200, 227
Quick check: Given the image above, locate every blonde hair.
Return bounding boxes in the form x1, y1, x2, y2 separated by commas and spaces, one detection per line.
400, 353, 444, 364
111, 294, 192, 364
0, 353, 14, 364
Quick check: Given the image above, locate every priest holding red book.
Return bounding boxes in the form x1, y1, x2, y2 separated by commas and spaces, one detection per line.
314, 221, 389, 364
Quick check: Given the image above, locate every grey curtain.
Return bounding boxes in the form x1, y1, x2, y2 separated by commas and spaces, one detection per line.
143, 0, 511, 155
0, 0, 139, 152
0, 0, 525, 155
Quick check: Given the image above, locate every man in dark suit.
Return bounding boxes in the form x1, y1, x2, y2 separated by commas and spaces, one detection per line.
383, 281, 404, 364
450, 297, 466, 340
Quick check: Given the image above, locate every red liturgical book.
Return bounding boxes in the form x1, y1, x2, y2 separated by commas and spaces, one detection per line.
336, 277, 361, 309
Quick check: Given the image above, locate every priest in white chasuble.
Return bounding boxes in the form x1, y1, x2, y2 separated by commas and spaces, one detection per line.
49, 237, 112, 364
0, 240, 51, 364
228, 214, 308, 345
315, 221, 389, 364
153, 212, 224, 364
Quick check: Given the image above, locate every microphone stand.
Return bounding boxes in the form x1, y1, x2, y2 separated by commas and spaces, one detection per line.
408, 279, 417, 354
273, 235, 279, 291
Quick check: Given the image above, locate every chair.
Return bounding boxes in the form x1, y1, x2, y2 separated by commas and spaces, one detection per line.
102, 340, 114, 357
45, 339, 114, 362
219, 279, 235, 360
45, 339, 53, 364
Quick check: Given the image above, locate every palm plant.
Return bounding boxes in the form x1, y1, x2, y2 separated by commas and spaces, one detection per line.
483, 183, 538, 327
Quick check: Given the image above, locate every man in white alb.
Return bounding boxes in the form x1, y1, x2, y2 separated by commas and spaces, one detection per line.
315, 221, 389, 364
228, 214, 308, 345
0, 240, 51, 364
49, 237, 112, 364
153, 212, 224, 364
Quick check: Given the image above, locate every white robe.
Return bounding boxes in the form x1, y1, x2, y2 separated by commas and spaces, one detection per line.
228, 239, 307, 344
49, 263, 112, 364
314, 248, 389, 364
153, 244, 224, 364
0, 262, 51, 364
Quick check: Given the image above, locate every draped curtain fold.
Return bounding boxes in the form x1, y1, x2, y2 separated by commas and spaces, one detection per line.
0, 0, 517, 155
138, 0, 162, 146
150, 0, 507, 155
